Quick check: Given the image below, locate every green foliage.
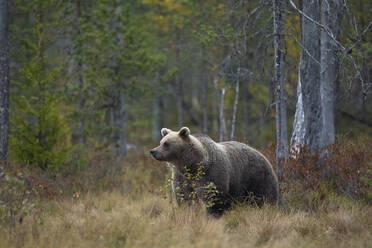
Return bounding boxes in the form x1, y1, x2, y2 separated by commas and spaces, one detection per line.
6, 0, 371, 171
66, 0, 165, 145
10, 63, 70, 170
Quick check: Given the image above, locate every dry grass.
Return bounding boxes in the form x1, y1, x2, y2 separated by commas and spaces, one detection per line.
0, 191, 371, 248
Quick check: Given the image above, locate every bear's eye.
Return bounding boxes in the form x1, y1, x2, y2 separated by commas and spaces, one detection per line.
163, 142, 170, 149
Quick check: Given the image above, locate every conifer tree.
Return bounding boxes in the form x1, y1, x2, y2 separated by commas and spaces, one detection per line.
10, 0, 70, 170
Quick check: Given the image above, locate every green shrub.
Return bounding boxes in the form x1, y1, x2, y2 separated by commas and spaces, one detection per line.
10, 61, 70, 171
9, 1, 71, 171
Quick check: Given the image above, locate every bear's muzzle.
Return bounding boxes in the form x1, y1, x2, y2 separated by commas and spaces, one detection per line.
150, 149, 162, 160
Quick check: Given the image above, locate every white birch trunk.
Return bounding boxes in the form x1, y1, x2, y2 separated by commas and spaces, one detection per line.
219, 88, 226, 142
212, 73, 219, 134
291, 0, 322, 154
230, 68, 240, 140
291, 71, 305, 155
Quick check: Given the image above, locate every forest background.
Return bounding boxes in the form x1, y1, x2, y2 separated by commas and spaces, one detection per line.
0, 0, 371, 247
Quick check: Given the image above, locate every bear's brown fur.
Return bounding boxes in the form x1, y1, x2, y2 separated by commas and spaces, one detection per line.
150, 127, 279, 216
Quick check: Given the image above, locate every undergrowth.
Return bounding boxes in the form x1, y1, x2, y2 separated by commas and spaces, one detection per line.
0, 137, 371, 247
263, 137, 371, 208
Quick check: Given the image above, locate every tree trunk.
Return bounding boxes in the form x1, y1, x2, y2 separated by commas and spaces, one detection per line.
201, 70, 208, 134
242, 80, 250, 141
76, 0, 86, 144
0, 0, 9, 164
175, 46, 184, 129
177, 76, 184, 128
320, 0, 342, 148
219, 88, 227, 142
291, 69, 305, 154
230, 68, 240, 140
291, 0, 322, 153
108, 105, 115, 149
153, 76, 164, 142
118, 90, 127, 157
111, 5, 127, 157
153, 93, 163, 142
273, 0, 289, 181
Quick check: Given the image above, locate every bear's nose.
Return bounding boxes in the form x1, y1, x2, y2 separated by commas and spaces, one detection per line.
150, 150, 156, 156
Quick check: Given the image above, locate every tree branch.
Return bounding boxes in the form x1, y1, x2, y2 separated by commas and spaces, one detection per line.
339, 110, 372, 127
289, 0, 368, 96
289, 0, 345, 51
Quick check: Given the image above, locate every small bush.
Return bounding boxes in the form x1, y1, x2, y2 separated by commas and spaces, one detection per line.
10, 61, 71, 171
264, 137, 372, 203
0, 164, 38, 229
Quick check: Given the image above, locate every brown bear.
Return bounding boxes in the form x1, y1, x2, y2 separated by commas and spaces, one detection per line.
150, 127, 279, 216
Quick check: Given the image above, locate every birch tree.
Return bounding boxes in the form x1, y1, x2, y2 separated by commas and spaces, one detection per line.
291, 0, 322, 153
273, 0, 289, 179
230, 67, 240, 140
219, 88, 227, 142
0, 0, 9, 163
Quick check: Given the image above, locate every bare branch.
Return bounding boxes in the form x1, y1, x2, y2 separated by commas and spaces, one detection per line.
284, 33, 321, 65
289, 0, 345, 51
290, 0, 369, 95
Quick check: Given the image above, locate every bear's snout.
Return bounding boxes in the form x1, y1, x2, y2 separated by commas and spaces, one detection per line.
150, 148, 165, 161
150, 149, 161, 160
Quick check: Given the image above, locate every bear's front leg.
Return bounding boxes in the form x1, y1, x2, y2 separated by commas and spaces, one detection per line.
197, 182, 231, 217
205, 192, 231, 217
172, 170, 195, 206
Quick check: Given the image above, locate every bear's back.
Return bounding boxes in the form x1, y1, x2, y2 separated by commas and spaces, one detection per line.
192, 133, 217, 152
220, 140, 279, 203
192, 134, 279, 204
192, 133, 230, 166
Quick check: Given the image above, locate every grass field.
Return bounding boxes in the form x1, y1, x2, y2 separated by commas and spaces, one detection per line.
1, 190, 371, 248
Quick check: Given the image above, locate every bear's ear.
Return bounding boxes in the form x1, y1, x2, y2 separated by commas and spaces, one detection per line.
178, 127, 190, 138
161, 128, 172, 137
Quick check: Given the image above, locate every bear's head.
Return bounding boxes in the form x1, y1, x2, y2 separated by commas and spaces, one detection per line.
150, 127, 191, 162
